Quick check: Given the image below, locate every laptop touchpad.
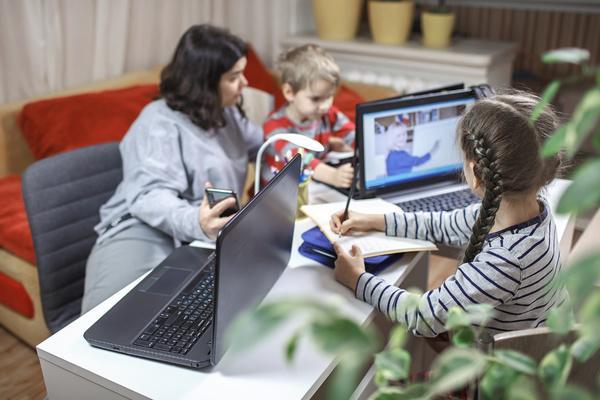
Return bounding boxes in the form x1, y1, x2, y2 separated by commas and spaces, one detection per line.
143, 267, 191, 296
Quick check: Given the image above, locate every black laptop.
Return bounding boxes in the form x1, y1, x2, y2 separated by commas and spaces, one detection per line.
319, 83, 489, 200
84, 155, 302, 368
356, 87, 493, 212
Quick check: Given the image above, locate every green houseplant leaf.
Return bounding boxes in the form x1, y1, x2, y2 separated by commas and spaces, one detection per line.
563, 88, 600, 157
546, 299, 575, 335
310, 317, 374, 355
531, 80, 561, 123
375, 348, 412, 382
538, 345, 573, 390
479, 363, 520, 400
504, 375, 539, 400
465, 303, 495, 326
226, 301, 296, 352
371, 384, 429, 400
551, 384, 594, 400
493, 350, 538, 375
556, 159, 600, 215
541, 124, 567, 158
445, 307, 470, 330
388, 325, 408, 349
451, 326, 476, 347
327, 355, 367, 400
570, 334, 600, 363
558, 253, 600, 307
285, 331, 301, 363
542, 48, 590, 64
428, 347, 487, 397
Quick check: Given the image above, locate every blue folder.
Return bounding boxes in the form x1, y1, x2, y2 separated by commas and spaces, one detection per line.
299, 226, 402, 274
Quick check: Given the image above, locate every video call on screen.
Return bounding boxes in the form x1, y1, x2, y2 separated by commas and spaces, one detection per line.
362, 98, 476, 190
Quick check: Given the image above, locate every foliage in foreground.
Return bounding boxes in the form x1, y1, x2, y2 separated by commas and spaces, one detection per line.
228, 48, 600, 400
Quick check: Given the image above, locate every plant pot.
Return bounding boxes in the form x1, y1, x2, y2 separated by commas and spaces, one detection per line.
369, 0, 414, 45
421, 11, 455, 48
312, 0, 364, 41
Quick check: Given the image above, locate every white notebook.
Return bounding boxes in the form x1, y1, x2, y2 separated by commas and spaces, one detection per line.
301, 198, 437, 257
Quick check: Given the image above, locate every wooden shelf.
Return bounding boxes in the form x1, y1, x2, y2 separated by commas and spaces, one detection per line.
280, 33, 518, 93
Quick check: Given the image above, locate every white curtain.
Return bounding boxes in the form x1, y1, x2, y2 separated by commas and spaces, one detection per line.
0, 0, 282, 103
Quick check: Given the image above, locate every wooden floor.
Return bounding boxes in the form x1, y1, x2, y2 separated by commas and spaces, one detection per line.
0, 256, 458, 400
0, 327, 46, 400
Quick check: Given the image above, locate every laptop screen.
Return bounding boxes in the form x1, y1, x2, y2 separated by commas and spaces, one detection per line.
212, 155, 301, 365
358, 90, 477, 197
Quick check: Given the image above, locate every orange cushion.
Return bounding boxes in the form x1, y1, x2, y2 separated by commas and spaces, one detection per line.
0, 175, 35, 264
333, 84, 364, 123
18, 48, 284, 161
19, 85, 159, 160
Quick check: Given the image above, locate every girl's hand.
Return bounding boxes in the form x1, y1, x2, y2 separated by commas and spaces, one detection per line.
330, 210, 385, 235
333, 243, 365, 290
198, 182, 235, 240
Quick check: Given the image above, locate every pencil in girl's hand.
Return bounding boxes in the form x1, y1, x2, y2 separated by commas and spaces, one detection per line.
339, 154, 358, 237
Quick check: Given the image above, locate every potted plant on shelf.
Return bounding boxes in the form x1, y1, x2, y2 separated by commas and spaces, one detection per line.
368, 0, 415, 45
421, 0, 455, 48
312, 0, 364, 41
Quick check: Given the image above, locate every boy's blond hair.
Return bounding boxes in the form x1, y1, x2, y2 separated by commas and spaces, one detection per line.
277, 44, 340, 92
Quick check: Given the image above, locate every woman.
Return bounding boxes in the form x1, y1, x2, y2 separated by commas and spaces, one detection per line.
82, 25, 262, 312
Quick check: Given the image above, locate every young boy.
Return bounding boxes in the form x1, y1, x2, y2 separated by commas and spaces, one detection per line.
263, 44, 355, 188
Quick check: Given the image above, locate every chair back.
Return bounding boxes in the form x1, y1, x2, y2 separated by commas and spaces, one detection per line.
493, 327, 600, 393
22, 142, 122, 333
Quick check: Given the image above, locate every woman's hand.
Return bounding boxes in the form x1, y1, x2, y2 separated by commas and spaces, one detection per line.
198, 183, 236, 240
333, 243, 365, 290
330, 210, 385, 235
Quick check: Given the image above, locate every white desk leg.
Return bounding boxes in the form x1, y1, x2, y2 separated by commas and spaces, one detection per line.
40, 358, 131, 400
350, 363, 377, 400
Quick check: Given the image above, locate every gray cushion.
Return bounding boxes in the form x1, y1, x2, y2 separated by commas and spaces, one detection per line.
22, 142, 122, 333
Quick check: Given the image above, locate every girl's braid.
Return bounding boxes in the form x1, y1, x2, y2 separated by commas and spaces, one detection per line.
462, 132, 505, 263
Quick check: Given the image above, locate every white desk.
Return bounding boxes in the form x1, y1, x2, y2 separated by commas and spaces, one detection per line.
36, 180, 573, 400
37, 216, 429, 400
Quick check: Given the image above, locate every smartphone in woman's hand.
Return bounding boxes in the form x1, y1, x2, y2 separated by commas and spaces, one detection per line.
204, 188, 240, 217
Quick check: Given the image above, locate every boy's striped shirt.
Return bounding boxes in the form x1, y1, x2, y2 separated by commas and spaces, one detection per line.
355, 199, 568, 336
262, 105, 354, 181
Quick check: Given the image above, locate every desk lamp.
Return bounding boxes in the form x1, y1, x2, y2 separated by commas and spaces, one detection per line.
254, 133, 325, 194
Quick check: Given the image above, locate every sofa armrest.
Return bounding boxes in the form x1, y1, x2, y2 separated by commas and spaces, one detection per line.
0, 104, 35, 176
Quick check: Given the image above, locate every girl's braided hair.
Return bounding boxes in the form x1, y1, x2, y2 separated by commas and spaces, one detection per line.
458, 91, 563, 263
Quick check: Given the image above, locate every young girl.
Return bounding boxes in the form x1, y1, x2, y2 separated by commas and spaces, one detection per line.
330, 91, 566, 336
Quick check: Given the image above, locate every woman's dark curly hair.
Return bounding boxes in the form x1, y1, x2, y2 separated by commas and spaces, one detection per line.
160, 24, 247, 130
458, 91, 563, 263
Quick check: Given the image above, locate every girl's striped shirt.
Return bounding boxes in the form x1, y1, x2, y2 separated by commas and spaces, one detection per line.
355, 199, 568, 336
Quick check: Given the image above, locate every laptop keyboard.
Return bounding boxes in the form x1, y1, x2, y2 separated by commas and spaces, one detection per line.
132, 261, 215, 355
396, 188, 480, 212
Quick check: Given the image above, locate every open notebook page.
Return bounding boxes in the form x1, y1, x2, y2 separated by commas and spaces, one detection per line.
301, 198, 437, 257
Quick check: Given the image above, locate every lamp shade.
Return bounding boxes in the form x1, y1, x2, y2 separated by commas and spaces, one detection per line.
272, 133, 325, 152
254, 133, 325, 194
